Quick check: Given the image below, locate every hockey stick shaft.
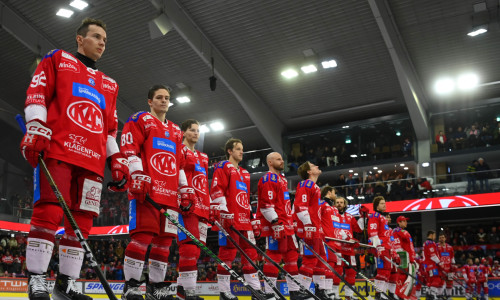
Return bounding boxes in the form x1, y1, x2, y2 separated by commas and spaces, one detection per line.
230, 227, 321, 300
440, 269, 478, 296
299, 238, 367, 300
17, 114, 118, 300
215, 222, 286, 300
323, 242, 393, 300
145, 195, 265, 300
325, 236, 375, 248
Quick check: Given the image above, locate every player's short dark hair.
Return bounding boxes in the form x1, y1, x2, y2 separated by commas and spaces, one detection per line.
224, 138, 242, 160
427, 230, 436, 237
181, 119, 199, 132
373, 196, 385, 212
77, 18, 106, 37
439, 232, 446, 237
148, 84, 170, 100
321, 186, 335, 199
297, 161, 311, 180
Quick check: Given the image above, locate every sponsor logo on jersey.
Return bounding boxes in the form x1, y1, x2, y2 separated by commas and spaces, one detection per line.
441, 252, 450, 256
192, 174, 208, 195
88, 78, 95, 86
284, 191, 290, 200
236, 181, 247, 192
61, 51, 77, 63
150, 152, 177, 176
26, 93, 46, 106
285, 201, 293, 216
165, 131, 170, 137
142, 114, 153, 121
236, 191, 249, 209
68, 134, 87, 145
101, 77, 117, 93
154, 180, 167, 187
102, 75, 116, 84
333, 222, 351, 230
72, 82, 106, 109
67, 100, 104, 133
153, 137, 176, 154
86, 67, 97, 75
58, 61, 79, 72
194, 164, 206, 175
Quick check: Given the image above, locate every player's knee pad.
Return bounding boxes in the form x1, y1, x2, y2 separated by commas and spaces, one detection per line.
126, 232, 154, 261
30, 203, 63, 234
313, 265, 325, 276
178, 243, 199, 272
150, 236, 173, 262
27, 224, 57, 244
284, 259, 299, 275
300, 256, 316, 277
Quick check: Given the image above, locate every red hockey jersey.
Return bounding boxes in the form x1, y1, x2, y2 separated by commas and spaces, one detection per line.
437, 243, 454, 272
210, 161, 251, 231
294, 179, 323, 239
121, 112, 184, 207
392, 227, 416, 263
25, 49, 119, 176
367, 212, 392, 249
180, 145, 210, 220
256, 172, 294, 237
423, 239, 440, 276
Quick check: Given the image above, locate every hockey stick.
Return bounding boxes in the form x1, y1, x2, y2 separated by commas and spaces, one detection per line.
323, 242, 391, 300
16, 114, 118, 300
144, 195, 265, 300
440, 269, 479, 298
215, 221, 286, 300
325, 236, 375, 248
299, 238, 368, 300
230, 227, 321, 300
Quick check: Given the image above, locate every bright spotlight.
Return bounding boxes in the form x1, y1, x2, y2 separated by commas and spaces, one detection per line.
281, 69, 298, 79
457, 73, 479, 91
56, 8, 74, 18
467, 27, 487, 37
210, 121, 224, 132
434, 78, 455, 94
199, 124, 210, 133
321, 60, 337, 69
301, 64, 318, 74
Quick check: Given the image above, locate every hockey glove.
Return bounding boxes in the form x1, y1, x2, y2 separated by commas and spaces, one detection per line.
20, 119, 51, 168
107, 153, 129, 192
359, 205, 370, 218
209, 205, 220, 225
179, 186, 196, 214
303, 224, 316, 245
129, 172, 151, 203
220, 212, 234, 229
271, 221, 285, 240
251, 219, 261, 239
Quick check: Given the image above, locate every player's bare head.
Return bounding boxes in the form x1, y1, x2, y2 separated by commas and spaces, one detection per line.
266, 152, 284, 171
225, 138, 243, 160
148, 84, 170, 100
76, 18, 107, 61
77, 18, 107, 37
335, 196, 348, 212
297, 161, 311, 180
321, 186, 336, 200
181, 119, 199, 132
373, 196, 386, 212
427, 230, 436, 240
439, 232, 446, 243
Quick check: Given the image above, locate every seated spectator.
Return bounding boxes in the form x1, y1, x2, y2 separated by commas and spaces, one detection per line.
2, 250, 14, 276
488, 227, 500, 244
417, 177, 433, 198
467, 124, 480, 147
435, 131, 447, 152
476, 228, 487, 244
453, 126, 467, 149
480, 124, 493, 146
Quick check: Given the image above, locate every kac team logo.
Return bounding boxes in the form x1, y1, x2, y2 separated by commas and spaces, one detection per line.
192, 174, 208, 195
150, 152, 177, 176
67, 101, 103, 133
236, 192, 250, 209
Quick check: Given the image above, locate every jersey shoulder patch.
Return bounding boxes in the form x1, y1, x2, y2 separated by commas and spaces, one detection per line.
43, 49, 60, 60
269, 173, 278, 183
127, 111, 147, 123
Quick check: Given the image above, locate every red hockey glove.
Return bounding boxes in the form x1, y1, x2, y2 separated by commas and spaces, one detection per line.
179, 186, 196, 214
359, 205, 370, 217
20, 120, 51, 168
220, 212, 234, 229
303, 224, 316, 245
393, 254, 401, 265
209, 205, 220, 225
272, 222, 285, 240
107, 153, 129, 192
350, 238, 360, 248
251, 219, 261, 238
129, 172, 151, 203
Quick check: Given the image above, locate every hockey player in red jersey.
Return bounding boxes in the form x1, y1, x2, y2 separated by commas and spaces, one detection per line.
256, 152, 302, 299
392, 216, 417, 300
294, 161, 328, 299
120, 85, 194, 300
368, 196, 393, 300
437, 232, 455, 300
423, 230, 442, 300
320, 186, 341, 300
385, 213, 400, 300
210, 138, 262, 300
463, 258, 478, 300
175, 119, 210, 300
477, 258, 491, 300
415, 253, 426, 299
330, 196, 363, 300
492, 260, 500, 277
20, 18, 129, 300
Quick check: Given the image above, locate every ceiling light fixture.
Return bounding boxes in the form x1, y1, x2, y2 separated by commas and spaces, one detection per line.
70, 0, 88, 10
210, 121, 224, 132
301, 64, 317, 74
176, 96, 191, 103
434, 77, 455, 94
457, 73, 479, 91
342, 125, 349, 129
281, 69, 298, 79
421, 162, 430, 167
56, 8, 74, 18
148, 13, 173, 39
199, 124, 210, 133
377, 170, 383, 173
467, 26, 488, 37
321, 60, 337, 69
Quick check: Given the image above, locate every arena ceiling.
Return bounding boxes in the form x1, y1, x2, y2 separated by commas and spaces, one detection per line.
1, 0, 500, 173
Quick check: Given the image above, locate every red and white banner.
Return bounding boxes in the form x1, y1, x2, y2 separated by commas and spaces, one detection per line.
360, 192, 500, 213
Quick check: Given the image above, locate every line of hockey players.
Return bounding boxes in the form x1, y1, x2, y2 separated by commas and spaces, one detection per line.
19, 17, 496, 300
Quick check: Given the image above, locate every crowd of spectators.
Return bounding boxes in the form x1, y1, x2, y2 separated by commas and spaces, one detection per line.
435, 121, 500, 152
